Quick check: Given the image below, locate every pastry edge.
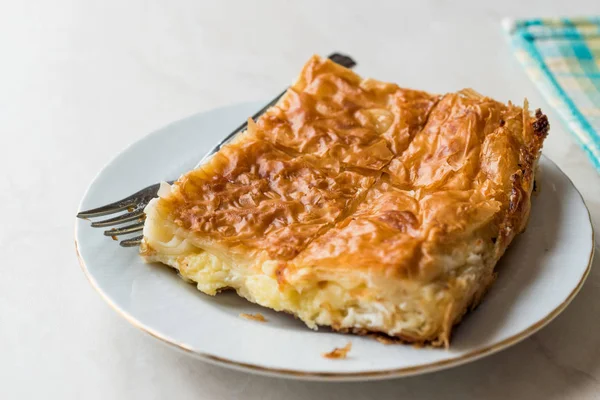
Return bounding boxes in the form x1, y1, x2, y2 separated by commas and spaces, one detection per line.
139, 100, 549, 347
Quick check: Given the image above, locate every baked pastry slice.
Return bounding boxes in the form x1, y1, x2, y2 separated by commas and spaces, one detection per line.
141, 55, 549, 346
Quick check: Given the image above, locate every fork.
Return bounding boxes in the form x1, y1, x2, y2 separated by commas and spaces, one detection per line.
76, 53, 357, 248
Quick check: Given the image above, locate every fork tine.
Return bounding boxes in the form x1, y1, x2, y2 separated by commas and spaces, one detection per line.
77, 203, 133, 219
120, 235, 143, 247
77, 193, 140, 218
104, 222, 145, 237
77, 182, 165, 219
91, 210, 145, 227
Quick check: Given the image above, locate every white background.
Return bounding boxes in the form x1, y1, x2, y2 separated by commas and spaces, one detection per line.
1, 1, 600, 399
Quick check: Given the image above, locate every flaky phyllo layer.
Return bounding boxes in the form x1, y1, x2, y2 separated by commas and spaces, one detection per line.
141, 55, 549, 346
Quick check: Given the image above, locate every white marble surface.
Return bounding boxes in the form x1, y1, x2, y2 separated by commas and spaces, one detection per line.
1, 0, 599, 399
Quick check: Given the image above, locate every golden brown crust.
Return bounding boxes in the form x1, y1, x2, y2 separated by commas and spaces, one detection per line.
292, 90, 546, 282
143, 55, 548, 345
166, 138, 375, 260
256, 55, 438, 169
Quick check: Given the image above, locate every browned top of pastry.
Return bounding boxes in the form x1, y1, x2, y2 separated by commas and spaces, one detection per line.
156, 55, 548, 281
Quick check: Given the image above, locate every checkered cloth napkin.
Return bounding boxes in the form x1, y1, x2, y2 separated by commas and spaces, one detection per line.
504, 17, 600, 173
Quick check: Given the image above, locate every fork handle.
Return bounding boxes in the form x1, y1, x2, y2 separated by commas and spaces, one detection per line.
196, 52, 356, 166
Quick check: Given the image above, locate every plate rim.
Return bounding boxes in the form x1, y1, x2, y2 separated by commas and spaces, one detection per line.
74, 104, 595, 381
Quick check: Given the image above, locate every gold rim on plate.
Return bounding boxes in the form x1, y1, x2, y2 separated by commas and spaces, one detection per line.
74, 156, 595, 381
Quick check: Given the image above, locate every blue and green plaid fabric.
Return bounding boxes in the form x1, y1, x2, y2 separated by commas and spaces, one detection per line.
504, 17, 600, 173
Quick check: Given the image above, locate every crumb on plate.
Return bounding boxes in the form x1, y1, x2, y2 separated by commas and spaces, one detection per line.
239, 312, 267, 322
322, 342, 352, 359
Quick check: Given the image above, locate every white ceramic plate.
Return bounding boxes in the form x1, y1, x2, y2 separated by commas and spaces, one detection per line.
75, 102, 594, 381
